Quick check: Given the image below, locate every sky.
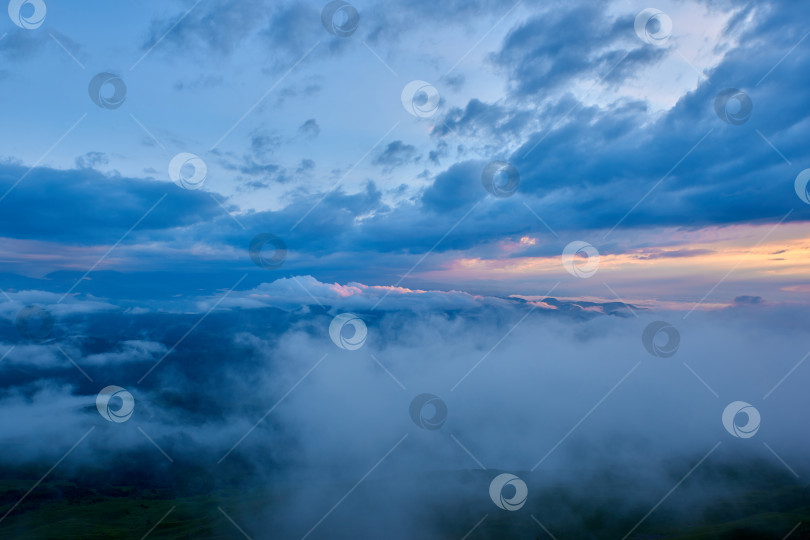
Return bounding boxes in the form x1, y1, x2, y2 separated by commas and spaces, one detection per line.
0, 0, 808, 310
1, 0, 810, 538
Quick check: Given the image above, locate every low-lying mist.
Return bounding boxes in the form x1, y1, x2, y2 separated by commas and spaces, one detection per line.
1, 287, 808, 538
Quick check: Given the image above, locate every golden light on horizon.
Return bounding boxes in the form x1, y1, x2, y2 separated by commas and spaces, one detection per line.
414, 222, 810, 309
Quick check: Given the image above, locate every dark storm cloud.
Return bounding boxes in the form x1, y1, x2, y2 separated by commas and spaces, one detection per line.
421, 160, 484, 212
372, 140, 419, 171
141, 0, 539, 65
140, 0, 335, 67
249, 131, 282, 158
432, 99, 533, 146
298, 118, 320, 139
734, 295, 763, 305
632, 248, 716, 260
0, 163, 222, 244
141, 0, 270, 56
423, 0, 810, 236
491, 2, 666, 98
0, 28, 47, 60
74, 151, 109, 169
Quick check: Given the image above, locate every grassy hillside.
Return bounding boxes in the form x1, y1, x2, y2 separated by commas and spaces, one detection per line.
1, 462, 809, 539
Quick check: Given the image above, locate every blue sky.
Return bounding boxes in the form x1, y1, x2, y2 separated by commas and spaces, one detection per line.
1, 0, 809, 308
